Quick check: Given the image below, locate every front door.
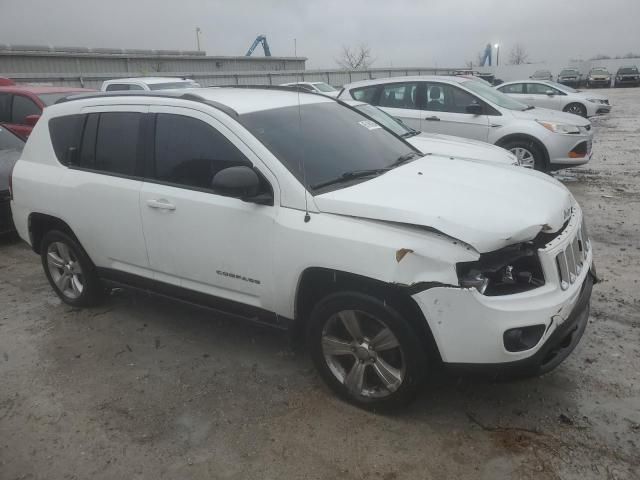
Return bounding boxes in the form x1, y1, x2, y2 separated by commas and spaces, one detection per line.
139, 107, 277, 312
524, 83, 565, 110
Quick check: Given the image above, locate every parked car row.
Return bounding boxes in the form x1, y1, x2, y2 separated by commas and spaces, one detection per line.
9, 86, 596, 409
532, 66, 640, 88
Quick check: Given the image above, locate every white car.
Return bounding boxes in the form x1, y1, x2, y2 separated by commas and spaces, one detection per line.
11, 88, 596, 409
344, 100, 519, 166
339, 76, 594, 171
101, 77, 200, 92
280, 81, 339, 97
497, 80, 611, 117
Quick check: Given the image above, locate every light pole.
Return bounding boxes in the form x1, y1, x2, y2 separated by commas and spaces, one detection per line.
195, 27, 202, 52
494, 43, 500, 67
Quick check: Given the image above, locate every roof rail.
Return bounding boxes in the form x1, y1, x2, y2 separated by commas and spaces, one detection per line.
53, 90, 239, 118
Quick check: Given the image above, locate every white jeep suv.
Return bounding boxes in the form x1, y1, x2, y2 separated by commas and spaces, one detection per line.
10, 88, 596, 409
339, 76, 594, 171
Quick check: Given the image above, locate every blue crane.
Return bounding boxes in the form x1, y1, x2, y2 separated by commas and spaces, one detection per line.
245, 35, 271, 56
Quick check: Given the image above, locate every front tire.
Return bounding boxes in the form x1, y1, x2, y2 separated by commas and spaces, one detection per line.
308, 292, 428, 410
41, 230, 102, 307
502, 139, 546, 171
563, 102, 587, 118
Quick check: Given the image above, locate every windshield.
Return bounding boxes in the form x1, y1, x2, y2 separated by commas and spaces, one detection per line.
560, 69, 579, 76
354, 104, 412, 136
533, 71, 551, 77
590, 69, 609, 75
149, 81, 200, 91
37, 92, 86, 105
619, 67, 639, 74
240, 102, 417, 192
461, 80, 529, 111
313, 82, 337, 93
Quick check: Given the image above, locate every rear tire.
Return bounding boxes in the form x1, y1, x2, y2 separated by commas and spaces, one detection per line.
41, 230, 102, 307
308, 292, 427, 411
502, 139, 547, 171
563, 102, 587, 118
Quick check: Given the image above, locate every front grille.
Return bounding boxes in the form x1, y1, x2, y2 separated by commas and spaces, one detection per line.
555, 219, 590, 290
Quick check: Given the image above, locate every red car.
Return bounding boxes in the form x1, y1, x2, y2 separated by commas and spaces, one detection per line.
0, 84, 94, 139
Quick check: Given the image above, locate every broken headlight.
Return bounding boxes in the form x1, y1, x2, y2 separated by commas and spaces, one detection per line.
456, 243, 545, 296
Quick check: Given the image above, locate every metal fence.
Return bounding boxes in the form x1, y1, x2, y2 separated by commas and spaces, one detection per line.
5, 67, 459, 89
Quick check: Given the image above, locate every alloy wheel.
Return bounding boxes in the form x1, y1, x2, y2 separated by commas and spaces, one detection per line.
321, 309, 406, 399
510, 147, 535, 169
46, 241, 84, 299
567, 104, 586, 116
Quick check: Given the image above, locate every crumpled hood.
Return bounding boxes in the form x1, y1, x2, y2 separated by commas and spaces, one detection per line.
314, 156, 574, 253
407, 133, 517, 165
511, 106, 590, 126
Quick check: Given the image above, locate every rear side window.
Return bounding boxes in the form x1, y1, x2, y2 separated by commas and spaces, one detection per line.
93, 113, 142, 176
499, 83, 524, 94
378, 83, 419, 109
105, 83, 144, 91
49, 115, 85, 164
11, 95, 41, 124
0, 94, 10, 122
152, 114, 250, 190
350, 85, 378, 104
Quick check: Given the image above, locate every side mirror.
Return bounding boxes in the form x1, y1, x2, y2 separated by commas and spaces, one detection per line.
545, 90, 555, 96
211, 165, 271, 204
465, 103, 483, 115
24, 114, 41, 126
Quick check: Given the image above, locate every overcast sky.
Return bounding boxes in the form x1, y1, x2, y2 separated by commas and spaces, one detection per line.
1, 0, 639, 68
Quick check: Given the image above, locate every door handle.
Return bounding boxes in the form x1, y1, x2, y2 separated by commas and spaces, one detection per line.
424, 116, 440, 121
146, 199, 176, 211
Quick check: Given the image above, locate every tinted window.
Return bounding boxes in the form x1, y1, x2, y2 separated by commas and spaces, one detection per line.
0, 94, 10, 122
49, 115, 85, 164
153, 114, 249, 189
105, 84, 144, 91
240, 102, 416, 191
378, 83, 419, 109
500, 83, 525, 94
94, 112, 142, 176
350, 85, 378, 103
619, 67, 639, 74
11, 95, 41, 124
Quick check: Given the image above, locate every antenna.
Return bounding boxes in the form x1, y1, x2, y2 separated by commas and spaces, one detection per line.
295, 48, 311, 223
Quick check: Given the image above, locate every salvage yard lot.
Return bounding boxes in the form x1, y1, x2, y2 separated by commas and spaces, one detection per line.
1, 88, 639, 480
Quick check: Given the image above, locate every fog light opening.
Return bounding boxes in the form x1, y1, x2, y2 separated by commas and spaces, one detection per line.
503, 325, 546, 352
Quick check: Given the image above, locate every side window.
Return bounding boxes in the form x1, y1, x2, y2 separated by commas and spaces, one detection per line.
527, 83, 562, 95
499, 83, 525, 94
350, 85, 378, 104
105, 83, 143, 91
94, 112, 142, 176
424, 83, 480, 114
0, 94, 11, 122
153, 114, 250, 191
11, 95, 41, 124
378, 83, 418, 109
49, 114, 86, 164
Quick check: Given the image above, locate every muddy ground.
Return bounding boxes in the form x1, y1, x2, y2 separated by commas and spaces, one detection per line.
1, 88, 639, 480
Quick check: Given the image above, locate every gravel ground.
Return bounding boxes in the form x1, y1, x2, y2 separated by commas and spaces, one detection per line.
1, 88, 639, 480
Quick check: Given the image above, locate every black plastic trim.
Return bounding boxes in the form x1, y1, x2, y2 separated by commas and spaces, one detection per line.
96, 267, 292, 330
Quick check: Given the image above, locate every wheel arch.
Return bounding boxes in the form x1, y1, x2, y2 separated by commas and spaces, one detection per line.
495, 133, 550, 169
292, 267, 442, 362
28, 213, 79, 254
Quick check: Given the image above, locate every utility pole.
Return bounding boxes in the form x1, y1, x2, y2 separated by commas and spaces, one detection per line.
494, 43, 500, 66
195, 27, 202, 52
294, 38, 297, 57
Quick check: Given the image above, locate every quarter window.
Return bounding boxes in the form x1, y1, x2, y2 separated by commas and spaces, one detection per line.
105, 83, 144, 91
49, 115, 85, 164
152, 114, 250, 190
11, 95, 41, 124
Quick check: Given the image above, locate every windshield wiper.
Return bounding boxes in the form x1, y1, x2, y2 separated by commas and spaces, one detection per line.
389, 151, 423, 167
311, 168, 389, 190
401, 129, 421, 138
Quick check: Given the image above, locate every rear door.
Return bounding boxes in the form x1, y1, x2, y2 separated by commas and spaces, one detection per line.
525, 83, 565, 110
375, 82, 424, 130
55, 106, 151, 276
139, 106, 278, 312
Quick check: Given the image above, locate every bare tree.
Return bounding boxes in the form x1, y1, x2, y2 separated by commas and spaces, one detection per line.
508, 44, 529, 65
336, 44, 374, 70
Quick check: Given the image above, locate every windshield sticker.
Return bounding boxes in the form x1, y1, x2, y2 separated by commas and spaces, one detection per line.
358, 120, 382, 131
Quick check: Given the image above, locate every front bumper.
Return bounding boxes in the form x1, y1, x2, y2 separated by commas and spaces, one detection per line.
546, 131, 594, 167
411, 207, 594, 367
